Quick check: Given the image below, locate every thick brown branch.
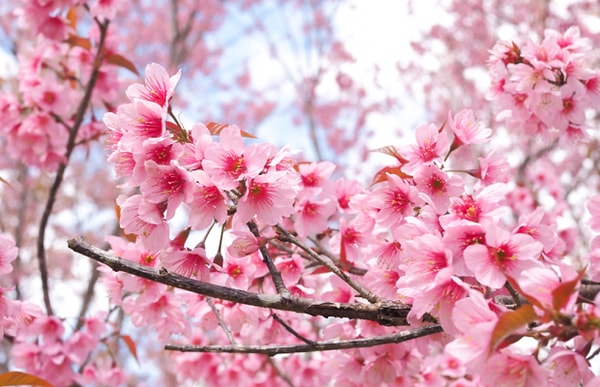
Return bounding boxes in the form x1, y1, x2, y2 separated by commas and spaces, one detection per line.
165, 325, 443, 355
68, 237, 412, 326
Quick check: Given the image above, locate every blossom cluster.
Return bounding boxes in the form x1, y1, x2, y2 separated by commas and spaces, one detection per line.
99, 53, 600, 385
488, 26, 600, 142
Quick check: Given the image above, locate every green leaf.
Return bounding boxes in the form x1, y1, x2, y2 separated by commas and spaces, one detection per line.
0, 371, 54, 387
490, 304, 537, 353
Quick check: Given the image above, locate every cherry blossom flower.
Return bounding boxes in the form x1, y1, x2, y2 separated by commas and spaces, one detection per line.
414, 165, 464, 214
117, 194, 170, 252
140, 159, 193, 219
227, 230, 261, 258
445, 291, 500, 373
297, 160, 335, 195
293, 196, 336, 237
476, 150, 511, 185
401, 123, 450, 173
160, 247, 210, 280
588, 194, 600, 232
0, 233, 18, 275
187, 170, 228, 230
126, 63, 181, 109
202, 126, 269, 190
368, 173, 423, 228
464, 224, 543, 289
124, 288, 190, 341
480, 351, 549, 387
335, 178, 363, 211
118, 100, 167, 147
441, 183, 509, 227
545, 347, 594, 386
235, 171, 298, 226
448, 109, 492, 146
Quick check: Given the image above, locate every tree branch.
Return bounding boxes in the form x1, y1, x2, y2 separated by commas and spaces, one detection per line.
275, 225, 380, 303
37, 19, 110, 316
164, 325, 443, 355
248, 220, 290, 296
67, 237, 414, 326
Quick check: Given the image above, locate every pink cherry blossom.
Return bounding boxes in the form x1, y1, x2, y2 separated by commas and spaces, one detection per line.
588, 194, 600, 232
297, 161, 335, 195
160, 247, 210, 280
448, 109, 492, 146
480, 351, 549, 387
368, 173, 423, 228
227, 230, 261, 258
445, 291, 500, 373
202, 126, 269, 190
126, 63, 181, 109
464, 224, 543, 289
545, 347, 594, 386
0, 233, 18, 275
117, 194, 170, 252
235, 171, 298, 226
293, 196, 336, 237
187, 170, 229, 230
140, 159, 193, 219
476, 150, 511, 185
414, 165, 464, 214
401, 123, 450, 173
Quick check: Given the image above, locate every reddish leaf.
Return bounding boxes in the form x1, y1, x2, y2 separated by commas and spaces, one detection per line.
106, 53, 140, 75
370, 145, 408, 164
371, 166, 412, 185
66, 6, 78, 30
121, 335, 139, 363
490, 304, 537, 353
206, 122, 257, 138
65, 34, 91, 50
309, 265, 332, 275
0, 371, 54, 387
552, 270, 584, 312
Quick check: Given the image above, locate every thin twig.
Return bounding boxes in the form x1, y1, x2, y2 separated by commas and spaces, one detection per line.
272, 313, 316, 345
248, 221, 289, 296
266, 357, 294, 387
307, 236, 367, 276
207, 298, 236, 344
37, 19, 110, 316
165, 325, 443, 355
275, 225, 380, 303
505, 281, 522, 308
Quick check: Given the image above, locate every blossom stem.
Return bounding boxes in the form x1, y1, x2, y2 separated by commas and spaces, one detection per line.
272, 313, 316, 345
